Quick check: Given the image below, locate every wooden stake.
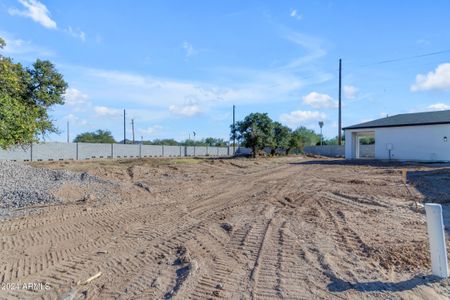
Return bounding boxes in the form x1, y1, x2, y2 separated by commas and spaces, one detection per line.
78, 272, 102, 285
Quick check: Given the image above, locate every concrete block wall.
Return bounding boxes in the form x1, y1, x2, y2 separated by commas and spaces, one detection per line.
78, 143, 112, 159
163, 145, 181, 157
0, 146, 32, 161
303, 145, 345, 157
113, 144, 140, 158
32, 143, 77, 161
0, 142, 235, 161
185, 146, 195, 156
218, 147, 230, 156
303, 144, 375, 158
141, 145, 163, 157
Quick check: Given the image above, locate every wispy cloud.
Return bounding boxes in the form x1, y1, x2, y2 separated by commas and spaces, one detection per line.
57, 27, 331, 123
290, 9, 303, 20
139, 125, 163, 136
411, 63, 450, 91
427, 103, 450, 111
8, 0, 57, 29
279, 30, 327, 70
94, 106, 122, 118
64, 113, 88, 126
280, 110, 326, 128
64, 88, 90, 112
0, 31, 54, 58
65, 26, 86, 42
169, 102, 202, 117
64, 88, 89, 106
182, 41, 197, 58
343, 85, 358, 99
302, 92, 336, 109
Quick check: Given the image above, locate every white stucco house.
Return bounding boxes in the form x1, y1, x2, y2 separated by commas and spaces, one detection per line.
343, 110, 450, 161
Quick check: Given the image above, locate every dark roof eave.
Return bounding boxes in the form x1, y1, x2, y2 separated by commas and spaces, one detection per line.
343, 121, 450, 130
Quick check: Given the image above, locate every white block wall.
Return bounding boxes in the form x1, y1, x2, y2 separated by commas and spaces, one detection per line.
113, 144, 140, 158
163, 145, 181, 157
78, 143, 112, 159
0, 143, 238, 161
33, 143, 76, 161
141, 145, 163, 157
0, 146, 31, 161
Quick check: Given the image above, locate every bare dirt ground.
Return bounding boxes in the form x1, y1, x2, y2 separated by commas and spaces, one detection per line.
1, 156, 450, 299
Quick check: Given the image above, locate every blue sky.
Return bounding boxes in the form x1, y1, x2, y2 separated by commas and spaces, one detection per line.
1, 0, 450, 142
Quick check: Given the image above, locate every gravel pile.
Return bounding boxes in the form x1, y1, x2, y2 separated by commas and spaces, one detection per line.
0, 161, 117, 210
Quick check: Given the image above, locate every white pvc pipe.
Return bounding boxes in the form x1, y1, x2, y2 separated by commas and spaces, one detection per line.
424, 203, 449, 278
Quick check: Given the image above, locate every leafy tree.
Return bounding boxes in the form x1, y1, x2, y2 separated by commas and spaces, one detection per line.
0, 37, 67, 149
290, 127, 321, 151
359, 136, 374, 145
204, 137, 227, 147
270, 122, 292, 155
232, 113, 274, 158
144, 138, 179, 145
73, 130, 116, 143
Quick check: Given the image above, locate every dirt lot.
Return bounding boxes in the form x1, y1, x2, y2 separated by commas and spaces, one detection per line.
1, 156, 450, 299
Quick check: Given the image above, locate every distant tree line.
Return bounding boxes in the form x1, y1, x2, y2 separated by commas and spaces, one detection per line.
72, 130, 229, 146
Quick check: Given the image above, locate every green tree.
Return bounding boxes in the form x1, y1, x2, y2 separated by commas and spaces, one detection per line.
145, 138, 179, 145
232, 113, 274, 158
73, 130, 116, 143
0, 37, 67, 149
270, 122, 292, 155
204, 137, 227, 146
359, 136, 374, 145
290, 127, 321, 151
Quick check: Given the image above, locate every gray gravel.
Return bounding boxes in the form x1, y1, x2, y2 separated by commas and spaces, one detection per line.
0, 161, 117, 212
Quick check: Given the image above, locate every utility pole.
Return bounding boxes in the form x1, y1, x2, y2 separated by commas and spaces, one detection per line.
232, 105, 236, 155
123, 109, 126, 144
131, 119, 135, 144
66, 121, 69, 143
338, 58, 342, 145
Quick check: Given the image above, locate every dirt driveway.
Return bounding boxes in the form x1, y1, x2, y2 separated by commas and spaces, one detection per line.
0, 157, 449, 299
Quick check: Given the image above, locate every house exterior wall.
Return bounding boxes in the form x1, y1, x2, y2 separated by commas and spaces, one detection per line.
374, 124, 450, 161
345, 124, 450, 161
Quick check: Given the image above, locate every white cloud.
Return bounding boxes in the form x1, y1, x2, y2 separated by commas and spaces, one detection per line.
302, 92, 336, 109
64, 88, 89, 106
139, 125, 163, 135
169, 103, 202, 117
66, 26, 86, 42
8, 0, 57, 29
182, 41, 196, 58
280, 110, 326, 127
94, 106, 122, 117
411, 63, 450, 92
0, 32, 53, 58
290, 9, 303, 20
65, 113, 88, 126
343, 85, 358, 99
427, 103, 450, 111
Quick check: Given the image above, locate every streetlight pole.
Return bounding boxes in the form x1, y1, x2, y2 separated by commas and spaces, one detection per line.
319, 121, 324, 147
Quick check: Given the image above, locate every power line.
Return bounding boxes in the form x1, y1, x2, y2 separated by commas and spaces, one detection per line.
358, 49, 450, 67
